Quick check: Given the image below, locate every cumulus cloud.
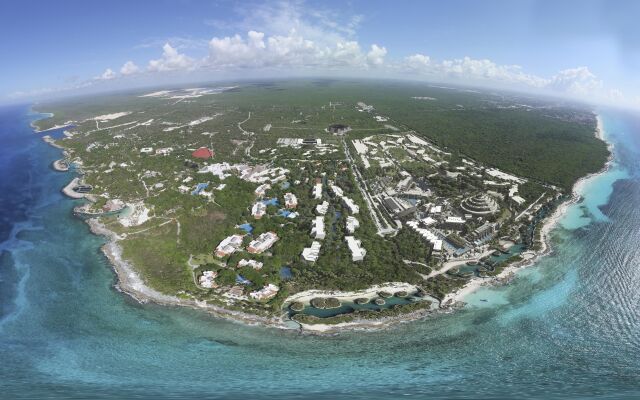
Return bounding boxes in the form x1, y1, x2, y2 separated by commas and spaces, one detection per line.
402, 54, 547, 88
148, 43, 195, 72
366, 44, 387, 66
548, 66, 603, 95
203, 30, 384, 70
96, 68, 116, 80
120, 61, 140, 75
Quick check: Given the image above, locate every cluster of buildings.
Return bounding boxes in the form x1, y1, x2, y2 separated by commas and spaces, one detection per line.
198, 163, 289, 184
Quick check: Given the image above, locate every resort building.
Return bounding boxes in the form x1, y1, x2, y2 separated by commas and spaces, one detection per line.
199, 270, 218, 288
330, 184, 344, 197
251, 202, 267, 219
406, 220, 443, 253
311, 216, 326, 240
224, 286, 246, 300
346, 216, 360, 233
237, 259, 263, 270
255, 183, 271, 198
249, 284, 279, 301
215, 234, 244, 257
316, 201, 329, 215
284, 193, 298, 209
247, 232, 279, 254
471, 222, 497, 244
345, 236, 366, 261
396, 176, 413, 192
382, 196, 415, 217
460, 193, 500, 216
302, 241, 322, 262
342, 197, 360, 214
442, 216, 466, 231
313, 182, 323, 199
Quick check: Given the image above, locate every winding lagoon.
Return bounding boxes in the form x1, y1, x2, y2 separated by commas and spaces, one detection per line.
2, 104, 640, 399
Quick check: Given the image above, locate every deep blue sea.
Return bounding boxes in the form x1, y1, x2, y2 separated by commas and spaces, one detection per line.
1, 104, 640, 399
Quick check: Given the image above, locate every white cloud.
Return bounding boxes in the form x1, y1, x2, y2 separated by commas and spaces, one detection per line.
548, 66, 602, 95
402, 55, 547, 88
366, 44, 387, 66
120, 61, 140, 75
148, 43, 195, 72
97, 68, 116, 80
204, 30, 384, 70
405, 54, 432, 69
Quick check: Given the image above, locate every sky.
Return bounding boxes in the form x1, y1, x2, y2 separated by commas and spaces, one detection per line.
2, 0, 639, 107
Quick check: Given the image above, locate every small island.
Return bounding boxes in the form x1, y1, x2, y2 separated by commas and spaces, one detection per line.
33, 80, 609, 333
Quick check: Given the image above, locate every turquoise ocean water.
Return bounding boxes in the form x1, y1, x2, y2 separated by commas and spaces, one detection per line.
1, 105, 640, 399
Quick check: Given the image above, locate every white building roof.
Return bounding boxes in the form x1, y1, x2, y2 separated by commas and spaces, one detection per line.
215, 234, 244, 256
343, 197, 359, 214
313, 183, 323, 199
247, 232, 278, 254
312, 216, 326, 240
345, 236, 366, 261
302, 241, 322, 262
346, 216, 360, 233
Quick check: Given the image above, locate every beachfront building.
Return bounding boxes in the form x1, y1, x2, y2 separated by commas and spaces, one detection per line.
215, 234, 244, 257
313, 182, 323, 199
302, 241, 322, 262
247, 232, 279, 254
342, 197, 360, 214
316, 201, 329, 215
251, 202, 267, 219
199, 270, 218, 288
237, 259, 264, 270
284, 192, 298, 209
346, 216, 360, 233
249, 284, 279, 301
345, 236, 366, 261
311, 216, 326, 240
255, 183, 271, 198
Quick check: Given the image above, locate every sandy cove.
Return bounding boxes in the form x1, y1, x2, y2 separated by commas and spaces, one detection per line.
442, 114, 613, 306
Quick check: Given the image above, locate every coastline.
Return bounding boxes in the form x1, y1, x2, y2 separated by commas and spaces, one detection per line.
37, 108, 613, 334
442, 114, 614, 306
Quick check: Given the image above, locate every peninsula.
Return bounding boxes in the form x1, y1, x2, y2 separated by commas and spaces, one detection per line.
33, 80, 609, 332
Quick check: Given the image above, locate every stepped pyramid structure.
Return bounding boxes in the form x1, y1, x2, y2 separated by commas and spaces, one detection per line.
460, 193, 499, 216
